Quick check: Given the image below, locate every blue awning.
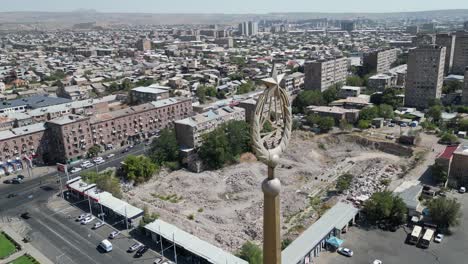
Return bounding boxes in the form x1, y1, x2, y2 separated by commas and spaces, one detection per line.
326, 236, 344, 247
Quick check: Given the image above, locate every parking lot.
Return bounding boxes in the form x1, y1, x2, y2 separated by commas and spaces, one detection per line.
37, 196, 171, 264
319, 191, 468, 264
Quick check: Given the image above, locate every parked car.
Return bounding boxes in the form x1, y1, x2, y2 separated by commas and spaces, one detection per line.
81, 216, 95, 225
134, 245, 149, 257
16, 175, 25, 180
7, 193, 17, 198
93, 221, 105, 229
76, 213, 91, 221
107, 154, 115, 159
108, 231, 120, 239
70, 167, 82, 173
12, 178, 22, 184
372, 260, 383, 264
20, 212, 31, 219
93, 157, 104, 163
3, 179, 12, 184
128, 242, 142, 252
434, 233, 444, 243
153, 258, 163, 264
122, 147, 130, 154
459, 187, 466, 193
95, 159, 105, 165
338, 247, 354, 257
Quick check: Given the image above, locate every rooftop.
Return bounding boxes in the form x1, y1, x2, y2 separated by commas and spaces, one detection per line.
0, 95, 71, 110
0, 122, 46, 141
145, 219, 248, 264
454, 144, 468, 156
48, 114, 88, 126
132, 85, 170, 94
175, 106, 244, 127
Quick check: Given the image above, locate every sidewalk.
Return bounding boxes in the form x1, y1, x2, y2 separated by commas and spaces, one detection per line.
1, 166, 55, 181
0, 226, 53, 264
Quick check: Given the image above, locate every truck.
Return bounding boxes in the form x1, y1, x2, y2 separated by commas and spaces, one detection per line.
420, 228, 435, 248
409, 225, 422, 245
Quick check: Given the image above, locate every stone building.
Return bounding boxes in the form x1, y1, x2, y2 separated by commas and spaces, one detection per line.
463, 68, 468, 105
449, 144, 468, 186
174, 106, 245, 149
363, 48, 398, 73
304, 57, 348, 92
452, 31, 468, 75
405, 45, 446, 109
435, 33, 456, 75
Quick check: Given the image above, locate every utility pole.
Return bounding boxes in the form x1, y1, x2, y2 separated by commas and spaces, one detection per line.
173, 232, 177, 264
57, 173, 64, 199
87, 189, 92, 215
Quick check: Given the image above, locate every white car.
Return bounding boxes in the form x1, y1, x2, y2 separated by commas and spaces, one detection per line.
70, 167, 82, 173
373, 260, 383, 264
76, 213, 91, 221
107, 154, 115, 159
108, 231, 120, 239
93, 157, 104, 162
81, 162, 94, 169
338, 247, 353, 257
459, 187, 466, 193
128, 242, 142, 252
93, 221, 105, 229
434, 233, 444, 243
94, 159, 105, 165
81, 216, 95, 225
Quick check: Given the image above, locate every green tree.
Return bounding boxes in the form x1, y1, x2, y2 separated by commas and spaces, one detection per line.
81, 170, 122, 198
438, 132, 459, 145
346, 76, 363, 86
364, 191, 406, 225
357, 120, 371, 129
150, 129, 179, 165
442, 80, 463, 94
198, 128, 231, 169
87, 145, 101, 158
360, 106, 380, 120
225, 121, 251, 156
236, 81, 255, 95
428, 197, 462, 231
339, 119, 353, 131
237, 241, 262, 264
336, 173, 354, 193
431, 163, 448, 185
292, 90, 324, 113
121, 79, 133, 90
378, 104, 394, 119
427, 105, 443, 122
381, 88, 403, 108
317, 116, 335, 132
322, 84, 340, 104
122, 155, 158, 184
459, 119, 468, 131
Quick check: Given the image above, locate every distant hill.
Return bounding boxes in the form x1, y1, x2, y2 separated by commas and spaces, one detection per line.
0, 9, 467, 30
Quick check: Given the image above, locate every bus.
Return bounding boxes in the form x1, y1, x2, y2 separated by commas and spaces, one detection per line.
409, 225, 422, 245
420, 229, 435, 248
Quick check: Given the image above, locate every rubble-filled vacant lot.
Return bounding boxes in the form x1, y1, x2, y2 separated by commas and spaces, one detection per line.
125, 131, 416, 251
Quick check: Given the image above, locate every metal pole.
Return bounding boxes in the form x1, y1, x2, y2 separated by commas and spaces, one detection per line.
100, 204, 105, 222
87, 190, 92, 215
159, 225, 164, 255
173, 232, 177, 264
58, 174, 64, 199
262, 165, 281, 264
124, 205, 128, 230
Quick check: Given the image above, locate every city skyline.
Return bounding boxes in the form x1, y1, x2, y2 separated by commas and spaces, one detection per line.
2, 0, 468, 14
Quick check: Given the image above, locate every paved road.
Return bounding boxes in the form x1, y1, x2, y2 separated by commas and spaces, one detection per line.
0, 144, 153, 264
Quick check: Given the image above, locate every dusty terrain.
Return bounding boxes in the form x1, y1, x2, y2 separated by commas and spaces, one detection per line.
124, 131, 415, 251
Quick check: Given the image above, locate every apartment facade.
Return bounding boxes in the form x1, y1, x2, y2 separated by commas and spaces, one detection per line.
0, 97, 192, 165
363, 48, 398, 73
435, 33, 456, 75
130, 86, 171, 104
174, 106, 245, 149
405, 45, 446, 109
281, 72, 304, 95
452, 31, 468, 75
304, 57, 348, 92
464, 68, 468, 105
449, 144, 468, 186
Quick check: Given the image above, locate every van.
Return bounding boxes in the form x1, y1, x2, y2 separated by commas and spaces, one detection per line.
99, 239, 113, 252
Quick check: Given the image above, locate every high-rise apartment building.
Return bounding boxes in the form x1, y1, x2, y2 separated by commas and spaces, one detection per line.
340, 20, 355, 32
405, 45, 446, 109
452, 31, 468, 75
136, 38, 151, 51
436, 33, 456, 75
464, 21, 468, 31
304, 57, 348, 92
363, 48, 398, 73
238, 21, 258, 36
463, 68, 468, 105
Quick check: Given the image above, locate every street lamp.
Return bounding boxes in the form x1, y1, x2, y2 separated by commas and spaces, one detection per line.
252, 65, 292, 264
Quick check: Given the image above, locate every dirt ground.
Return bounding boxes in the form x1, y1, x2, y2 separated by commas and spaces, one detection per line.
124, 131, 415, 252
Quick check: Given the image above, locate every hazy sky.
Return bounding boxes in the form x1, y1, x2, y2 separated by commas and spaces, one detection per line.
2, 0, 468, 13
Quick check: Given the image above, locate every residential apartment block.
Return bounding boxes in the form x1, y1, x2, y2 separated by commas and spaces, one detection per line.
0, 97, 192, 167
130, 85, 171, 104
238, 21, 258, 36
281, 72, 304, 95
449, 144, 468, 186
464, 68, 468, 105
174, 106, 245, 149
405, 45, 446, 109
435, 33, 456, 75
452, 31, 468, 75
363, 48, 398, 73
304, 57, 348, 92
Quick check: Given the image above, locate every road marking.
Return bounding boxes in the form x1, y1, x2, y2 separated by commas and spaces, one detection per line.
33, 217, 100, 264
